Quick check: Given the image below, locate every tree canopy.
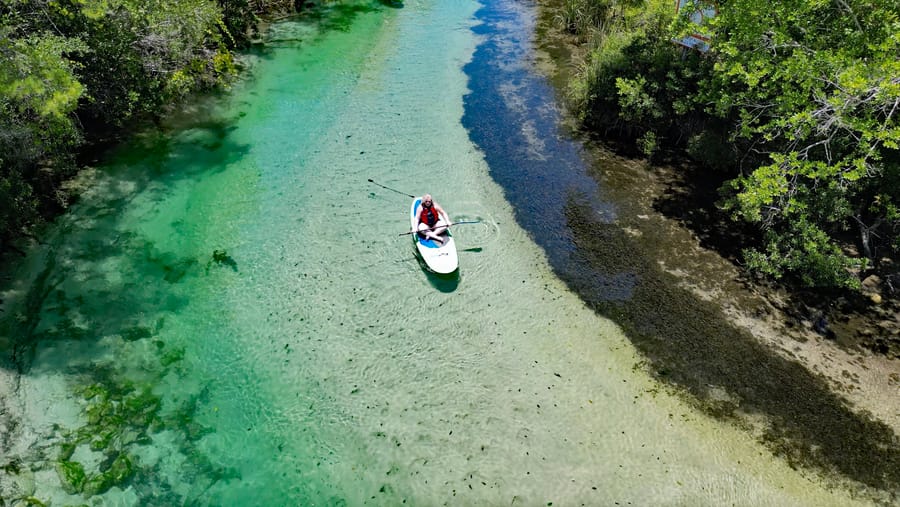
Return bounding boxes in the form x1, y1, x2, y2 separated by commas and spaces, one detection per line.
565, 0, 900, 289
705, 0, 900, 288
0, 0, 311, 246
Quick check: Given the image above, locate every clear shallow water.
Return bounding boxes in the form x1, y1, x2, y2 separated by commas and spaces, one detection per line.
0, 1, 872, 505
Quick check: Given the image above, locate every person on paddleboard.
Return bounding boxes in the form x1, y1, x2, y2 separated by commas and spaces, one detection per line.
415, 194, 450, 244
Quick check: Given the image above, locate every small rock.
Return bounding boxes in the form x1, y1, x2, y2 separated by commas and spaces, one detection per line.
861, 274, 883, 303
861, 274, 881, 291
3, 468, 36, 499
813, 314, 836, 339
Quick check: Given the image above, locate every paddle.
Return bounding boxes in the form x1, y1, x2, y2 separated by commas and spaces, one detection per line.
399, 220, 482, 236
368, 178, 415, 198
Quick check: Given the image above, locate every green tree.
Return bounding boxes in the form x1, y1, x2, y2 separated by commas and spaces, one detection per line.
567, 0, 712, 159
0, 0, 242, 244
0, 0, 381, 247
0, 28, 86, 240
564, 0, 899, 288
703, 0, 900, 287
38, 0, 233, 128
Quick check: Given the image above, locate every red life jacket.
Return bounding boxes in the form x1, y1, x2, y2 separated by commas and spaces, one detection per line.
420, 204, 440, 226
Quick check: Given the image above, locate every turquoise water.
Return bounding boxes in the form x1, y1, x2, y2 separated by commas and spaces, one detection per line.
0, 1, 876, 505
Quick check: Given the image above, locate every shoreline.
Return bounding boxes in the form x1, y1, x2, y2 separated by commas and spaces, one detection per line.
531, 0, 900, 453
598, 154, 900, 435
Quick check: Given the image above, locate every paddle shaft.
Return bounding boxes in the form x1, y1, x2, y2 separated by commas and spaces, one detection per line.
400, 220, 481, 236
368, 179, 415, 198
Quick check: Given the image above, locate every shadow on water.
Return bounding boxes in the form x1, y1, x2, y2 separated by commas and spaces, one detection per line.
652, 161, 900, 356
425, 270, 460, 293
377, 0, 404, 8
249, 3, 384, 56
1, 106, 250, 374
461, 0, 900, 496
565, 199, 900, 493
0, 4, 391, 503
414, 255, 460, 293
0, 108, 251, 498
307, 3, 380, 32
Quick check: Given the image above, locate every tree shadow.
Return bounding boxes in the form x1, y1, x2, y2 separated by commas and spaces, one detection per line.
458, 0, 900, 496
0, 101, 254, 506
652, 160, 900, 358
0, 109, 250, 374
252, 2, 384, 58
650, 161, 756, 264
562, 198, 900, 494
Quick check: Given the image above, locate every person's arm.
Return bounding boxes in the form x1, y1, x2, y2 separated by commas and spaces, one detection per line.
438, 203, 450, 224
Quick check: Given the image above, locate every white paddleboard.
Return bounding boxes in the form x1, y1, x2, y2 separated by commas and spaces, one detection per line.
410, 197, 458, 274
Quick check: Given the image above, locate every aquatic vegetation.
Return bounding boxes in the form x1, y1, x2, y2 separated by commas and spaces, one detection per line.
37, 318, 90, 342
55, 461, 87, 495
89, 429, 116, 452
167, 389, 214, 442
207, 249, 238, 272
19, 497, 50, 507
51, 382, 158, 497
57, 441, 76, 461
81, 454, 134, 497
160, 346, 186, 367
53, 453, 135, 498
48, 354, 237, 503
120, 326, 153, 342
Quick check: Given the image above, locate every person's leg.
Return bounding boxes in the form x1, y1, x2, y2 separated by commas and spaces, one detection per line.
431, 219, 448, 240
418, 222, 442, 242
419, 223, 436, 243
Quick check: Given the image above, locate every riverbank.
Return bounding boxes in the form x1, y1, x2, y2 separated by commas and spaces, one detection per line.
532, 0, 900, 450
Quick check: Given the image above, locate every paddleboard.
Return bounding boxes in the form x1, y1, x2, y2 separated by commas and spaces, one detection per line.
410, 197, 458, 274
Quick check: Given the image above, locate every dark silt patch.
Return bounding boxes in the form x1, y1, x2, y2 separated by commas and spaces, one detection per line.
461, 0, 900, 496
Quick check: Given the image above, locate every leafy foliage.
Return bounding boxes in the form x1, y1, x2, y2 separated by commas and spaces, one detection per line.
34, 0, 235, 128
567, 0, 714, 159
564, 0, 900, 288
0, 29, 86, 238
0, 0, 305, 245
707, 0, 900, 288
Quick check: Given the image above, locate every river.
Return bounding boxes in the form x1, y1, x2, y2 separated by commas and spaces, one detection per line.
0, 0, 883, 505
